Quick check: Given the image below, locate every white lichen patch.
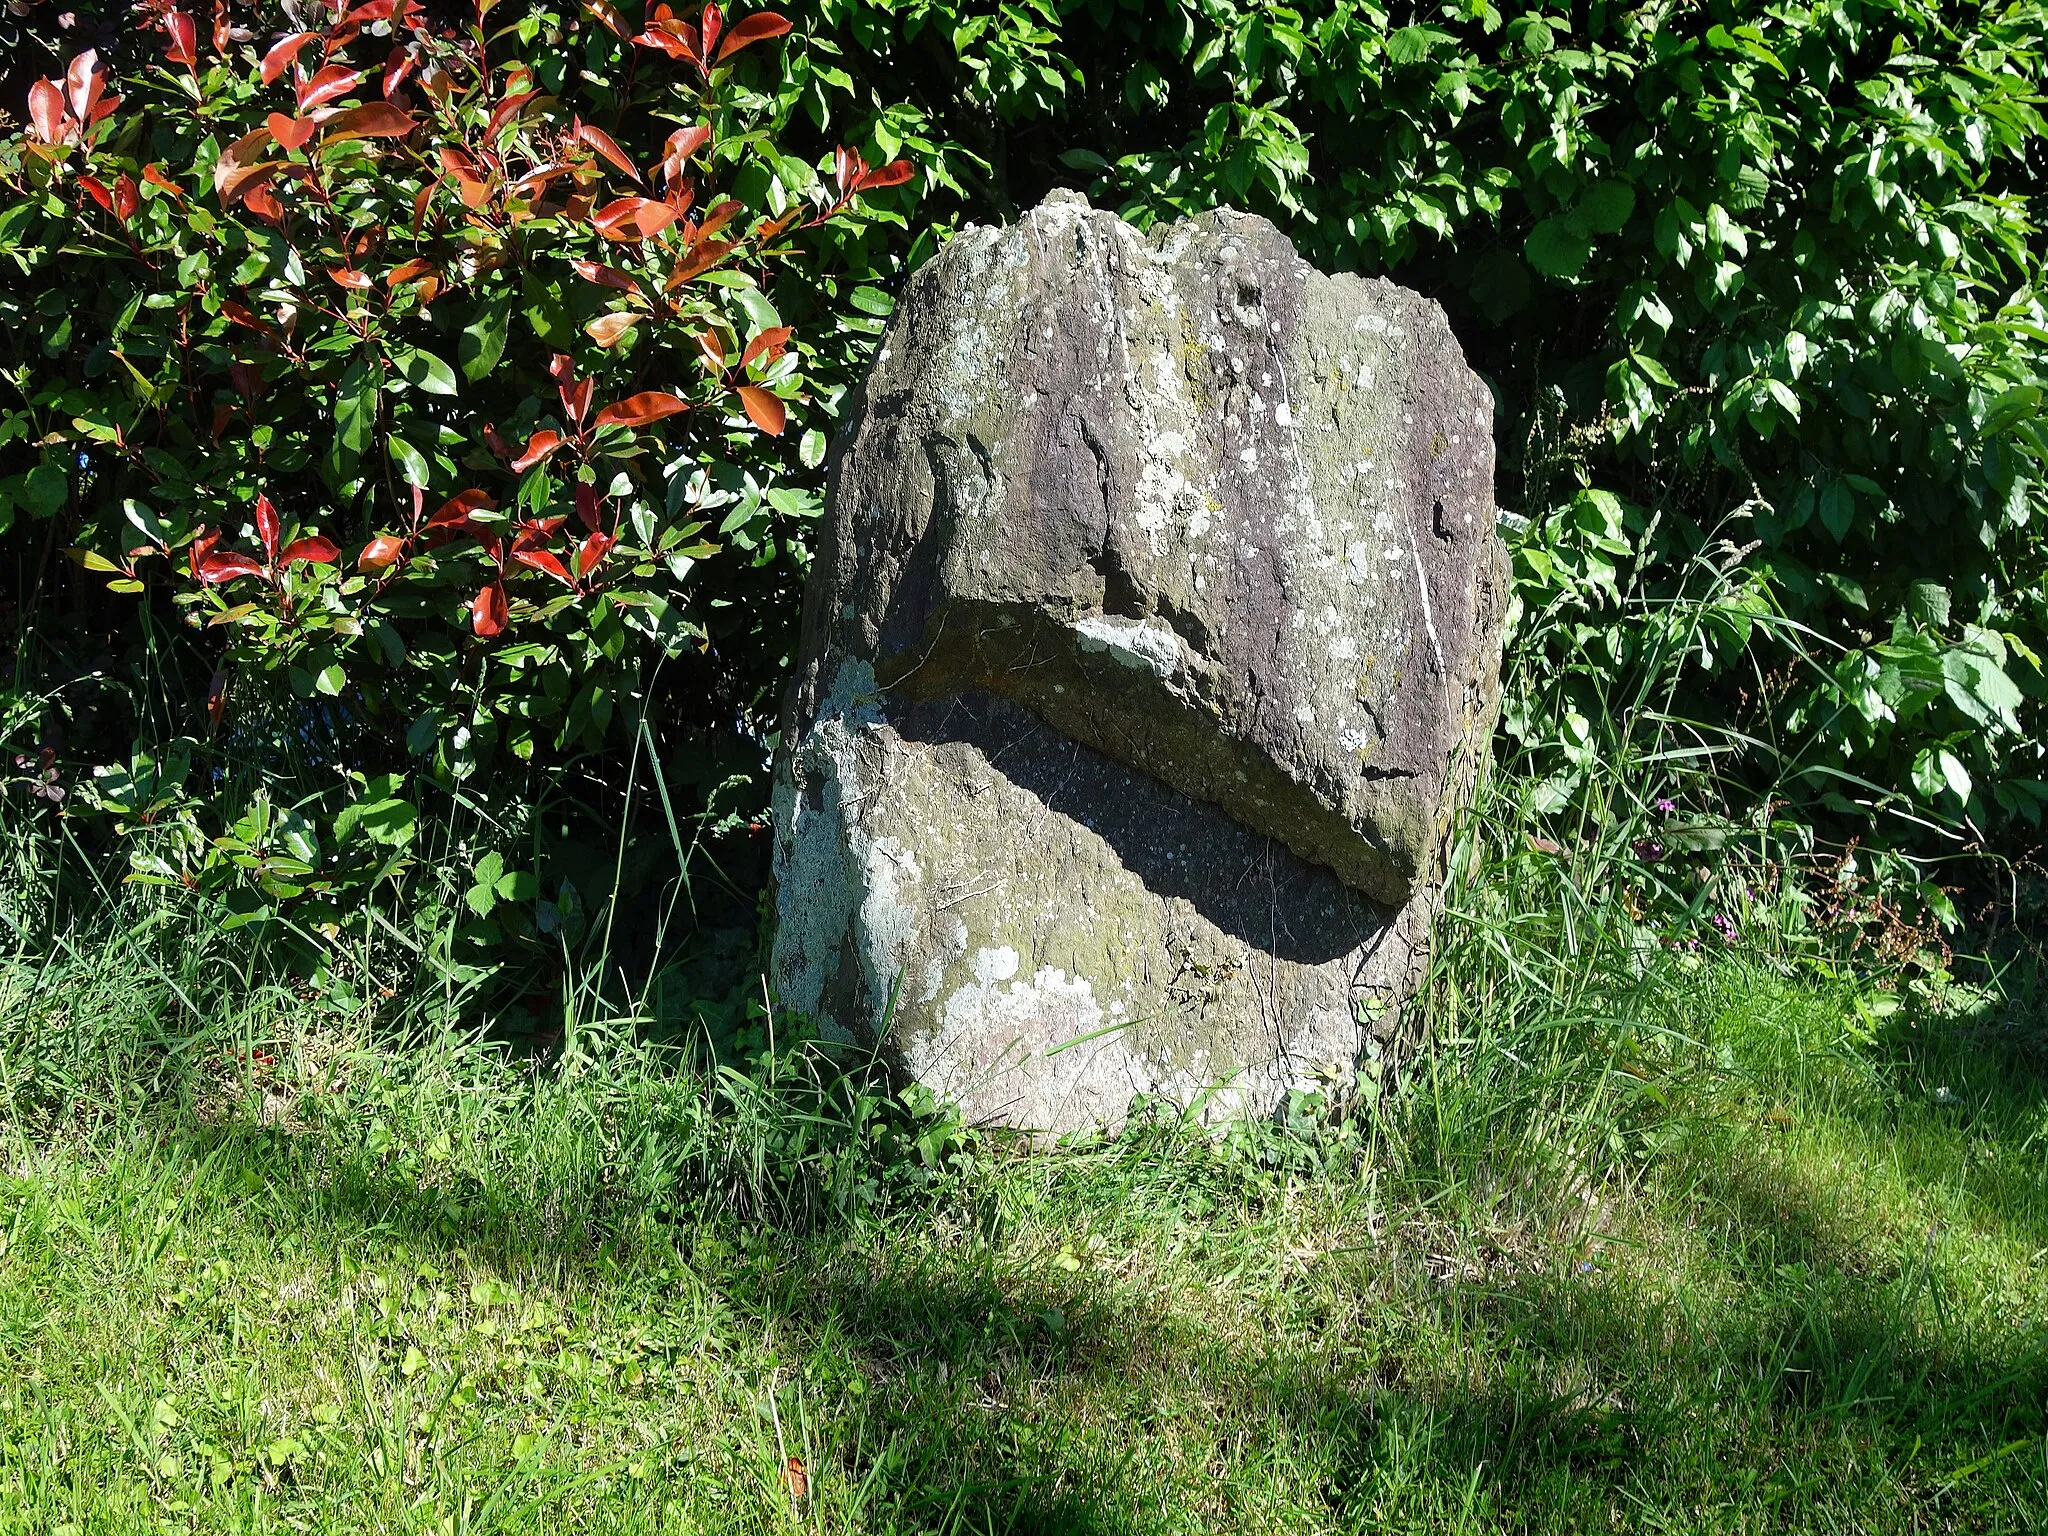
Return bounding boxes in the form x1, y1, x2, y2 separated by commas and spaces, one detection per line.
1074, 615, 1184, 678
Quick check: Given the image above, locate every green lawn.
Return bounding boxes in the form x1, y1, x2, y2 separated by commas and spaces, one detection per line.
1, 950, 2044, 1532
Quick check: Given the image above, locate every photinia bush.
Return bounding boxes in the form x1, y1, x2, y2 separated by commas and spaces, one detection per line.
0, 0, 951, 991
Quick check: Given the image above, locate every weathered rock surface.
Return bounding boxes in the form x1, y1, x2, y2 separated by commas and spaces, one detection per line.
771, 191, 1506, 1134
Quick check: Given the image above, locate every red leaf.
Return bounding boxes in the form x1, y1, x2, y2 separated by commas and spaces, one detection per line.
254, 494, 280, 562
78, 175, 115, 214
667, 238, 735, 287
585, 0, 629, 37
165, 11, 199, 66
281, 536, 340, 566
699, 3, 723, 58
188, 527, 221, 582
261, 32, 320, 86
472, 581, 508, 637
512, 545, 574, 585
740, 325, 793, 370
327, 265, 374, 290
267, 112, 318, 153
511, 430, 564, 472
383, 43, 418, 103
215, 127, 281, 204
112, 173, 139, 222
634, 15, 701, 63
856, 158, 914, 192
484, 90, 540, 143
199, 551, 265, 585
64, 50, 104, 125
695, 197, 745, 243
386, 257, 434, 288
142, 163, 185, 201
570, 259, 643, 295
576, 530, 615, 576
594, 195, 677, 241
320, 102, 417, 142
243, 183, 284, 223
666, 124, 712, 162
221, 299, 277, 337
575, 483, 603, 530
358, 534, 405, 570
595, 391, 689, 428
575, 121, 640, 182
585, 313, 641, 348
298, 64, 361, 111
735, 385, 786, 436
714, 11, 790, 61
438, 144, 481, 179
428, 489, 497, 526
661, 124, 710, 185
27, 80, 68, 145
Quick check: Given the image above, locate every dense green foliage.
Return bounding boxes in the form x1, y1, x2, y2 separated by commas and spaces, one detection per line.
831, 0, 2048, 856
4, 0, 2046, 1012
0, 0, 948, 1016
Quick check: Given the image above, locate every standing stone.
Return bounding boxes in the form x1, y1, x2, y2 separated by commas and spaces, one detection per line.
771, 190, 1507, 1135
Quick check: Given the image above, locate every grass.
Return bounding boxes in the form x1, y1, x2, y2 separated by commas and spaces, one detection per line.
3, 880, 2046, 1534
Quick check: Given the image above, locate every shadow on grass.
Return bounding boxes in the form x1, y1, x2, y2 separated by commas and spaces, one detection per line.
42, 987, 2048, 1534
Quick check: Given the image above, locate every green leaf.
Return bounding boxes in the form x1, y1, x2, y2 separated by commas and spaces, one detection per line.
388, 434, 431, 488
1571, 181, 1636, 236
334, 359, 378, 459
1632, 351, 1678, 388
1943, 644, 2023, 732
1981, 385, 2039, 437
466, 850, 504, 916
396, 348, 458, 396
23, 462, 68, 518
497, 870, 540, 901
1905, 579, 1950, 629
1387, 25, 1450, 65
1524, 217, 1592, 280
314, 663, 347, 697
460, 297, 511, 382
1818, 479, 1855, 541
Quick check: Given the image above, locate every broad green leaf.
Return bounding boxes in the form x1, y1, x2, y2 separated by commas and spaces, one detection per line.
396, 348, 458, 396
1572, 181, 1635, 236
334, 359, 378, 459
1524, 217, 1592, 280
460, 297, 511, 382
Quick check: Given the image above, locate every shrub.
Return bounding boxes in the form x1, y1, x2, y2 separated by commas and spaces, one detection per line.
0, 0, 949, 1010
824, 0, 2048, 877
